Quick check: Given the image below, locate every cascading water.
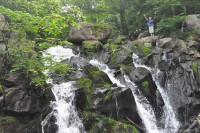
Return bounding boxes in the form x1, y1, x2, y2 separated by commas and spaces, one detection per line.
89, 59, 162, 133
132, 53, 180, 132
41, 46, 84, 133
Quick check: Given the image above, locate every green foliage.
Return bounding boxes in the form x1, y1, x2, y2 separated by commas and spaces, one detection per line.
0, 116, 16, 124
83, 111, 138, 133
140, 46, 151, 56
89, 67, 101, 79
192, 62, 198, 74
105, 89, 112, 100
142, 81, 149, 94
156, 14, 185, 35
0, 4, 80, 39
105, 82, 112, 87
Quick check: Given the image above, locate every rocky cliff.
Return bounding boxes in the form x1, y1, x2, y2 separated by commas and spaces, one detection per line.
0, 13, 200, 133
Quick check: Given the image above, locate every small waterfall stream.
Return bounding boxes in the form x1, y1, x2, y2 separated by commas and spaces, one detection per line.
41, 46, 84, 133
132, 53, 180, 132
41, 45, 180, 133
89, 59, 161, 133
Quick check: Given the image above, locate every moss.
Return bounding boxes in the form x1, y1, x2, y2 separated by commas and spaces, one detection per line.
77, 78, 93, 106
132, 45, 138, 50
110, 50, 119, 63
142, 81, 149, 94
88, 67, 105, 87
192, 62, 198, 74
82, 40, 102, 56
0, 116, 16, 124
90, 24, 108, 37
82, 111, 138, 133
110, 43, 121, 51
119, 64, 132, 73
147, 58, 153, 66
114, 35, 126, 44
105, 82, 112, 87
0, 85, 2, 95
59, 41, 73, 46
133, 40, 140, 45
89, 67, 102, 79
140, 46, 151, 56
105, 89, 112, 100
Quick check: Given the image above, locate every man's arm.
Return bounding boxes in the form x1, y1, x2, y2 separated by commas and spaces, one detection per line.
143, 14, 148, 21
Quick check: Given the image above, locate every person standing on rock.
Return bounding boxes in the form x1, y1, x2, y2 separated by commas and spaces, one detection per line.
143, 13, 156, 37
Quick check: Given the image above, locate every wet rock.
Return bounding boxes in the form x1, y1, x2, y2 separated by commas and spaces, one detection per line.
3, 88, 39, 116
90, 87, 141, 123
129, 67, 150, 83
108, 47, 133, 69
158, 60, 170, 71
68, 23, 111, 44
93, 51, 110, 64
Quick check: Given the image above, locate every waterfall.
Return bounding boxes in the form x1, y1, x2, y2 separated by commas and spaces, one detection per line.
89, 60, 125, 87
89, 59, 162, 133
132, 53, 180, 132
41, 46, 84, 133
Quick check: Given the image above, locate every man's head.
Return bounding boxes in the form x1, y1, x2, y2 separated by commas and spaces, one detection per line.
149, 17, 152, 20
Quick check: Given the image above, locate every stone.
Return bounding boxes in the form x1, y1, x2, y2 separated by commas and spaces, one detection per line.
163, 39, 187, 52
4, 88, 39, 115
68, 23, 111, 44
82, 40, 102, 55
3, 72, 28, 88
90, 87, 141, 123
159, 37, 173, 47
183, 14, 200, 34
0, 44, 6, 73
158, 60, 170, 71
114, 35, 127, 44
134, 36, 159, 48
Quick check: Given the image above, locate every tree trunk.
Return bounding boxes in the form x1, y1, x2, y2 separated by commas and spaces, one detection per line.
120, 0, 129, 37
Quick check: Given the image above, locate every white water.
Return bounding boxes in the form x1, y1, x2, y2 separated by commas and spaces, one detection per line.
132, 53, 180, 132
89, 60, 125, 87
89, 59, 161, 133
41, 46, 84, 133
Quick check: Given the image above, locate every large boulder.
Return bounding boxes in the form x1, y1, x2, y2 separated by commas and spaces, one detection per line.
3, 88, 39, 116
68, 23, 111, 44
183, 14, 200, 34
162, 38, 188, 52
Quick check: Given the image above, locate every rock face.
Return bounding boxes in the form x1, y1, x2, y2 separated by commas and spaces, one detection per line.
68, 23, 111, 44
0, 44, 6, 73
183, 14, 200, 34
4, 88, 39, 115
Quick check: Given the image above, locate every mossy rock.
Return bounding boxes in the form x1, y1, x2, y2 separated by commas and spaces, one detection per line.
76, 78, 93, 106
82, 111, 138, 133
119, 64, 133, 73
0, 84, 2, 95
142, 81, 149, 94
114, 35, 127, 45
82, 40, 102, 56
